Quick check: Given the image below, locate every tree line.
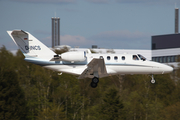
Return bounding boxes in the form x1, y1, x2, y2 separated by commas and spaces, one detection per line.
0, 46, 180, 120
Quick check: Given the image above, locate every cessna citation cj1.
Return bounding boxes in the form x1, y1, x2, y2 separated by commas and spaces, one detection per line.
7, 30, 173, 88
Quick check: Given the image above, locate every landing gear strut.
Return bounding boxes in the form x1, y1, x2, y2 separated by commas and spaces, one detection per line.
150, 75, 156, 84
90, 77, 99, 88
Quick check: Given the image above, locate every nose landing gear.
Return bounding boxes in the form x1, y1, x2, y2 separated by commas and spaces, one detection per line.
150, 75, 156, 84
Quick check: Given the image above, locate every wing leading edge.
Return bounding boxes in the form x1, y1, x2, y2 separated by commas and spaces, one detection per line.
78, 58, 108, 79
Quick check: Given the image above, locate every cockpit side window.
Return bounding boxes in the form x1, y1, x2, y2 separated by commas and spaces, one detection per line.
138, 54, 146, 61
133, 55, 139, 60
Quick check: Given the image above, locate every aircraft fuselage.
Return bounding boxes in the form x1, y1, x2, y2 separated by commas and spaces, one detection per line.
25, 53, 173, 78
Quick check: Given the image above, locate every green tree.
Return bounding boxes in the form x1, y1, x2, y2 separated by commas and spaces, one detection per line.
160, 102, 180, 120
100, 87, 125, 120
37, 103, 65, 120
0, 70, 28, 120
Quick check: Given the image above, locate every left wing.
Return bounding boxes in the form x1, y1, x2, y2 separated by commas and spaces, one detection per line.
78, 58, 108, 79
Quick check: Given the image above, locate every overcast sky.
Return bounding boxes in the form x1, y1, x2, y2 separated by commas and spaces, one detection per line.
0, 0, 180, 50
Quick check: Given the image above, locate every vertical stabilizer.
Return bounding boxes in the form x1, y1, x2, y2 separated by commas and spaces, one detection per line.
7, 30, 55, 60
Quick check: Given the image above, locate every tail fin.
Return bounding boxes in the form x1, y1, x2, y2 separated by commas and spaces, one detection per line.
7, 30, 55, 60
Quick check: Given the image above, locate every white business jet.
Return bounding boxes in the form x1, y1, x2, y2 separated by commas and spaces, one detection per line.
7, 30, 173, 88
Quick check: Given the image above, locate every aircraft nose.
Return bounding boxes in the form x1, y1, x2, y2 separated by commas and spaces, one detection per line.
163, 65, 173, 73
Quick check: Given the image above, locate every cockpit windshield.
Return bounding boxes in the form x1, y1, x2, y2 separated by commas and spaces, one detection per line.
138, 54, 146, 61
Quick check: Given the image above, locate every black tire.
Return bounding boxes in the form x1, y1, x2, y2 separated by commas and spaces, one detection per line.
92, 77, 99, 83
90, 82, 97, 88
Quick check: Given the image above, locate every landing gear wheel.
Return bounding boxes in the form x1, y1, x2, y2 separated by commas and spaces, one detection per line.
151, 79, 155, 84
92, 77, 99, 83
90, 82, 97, 88
150, 74, 156, 84
91, 77, 99, 88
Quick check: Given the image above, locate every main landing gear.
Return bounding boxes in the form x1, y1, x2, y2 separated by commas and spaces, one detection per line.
150, 75, 156, 84
90, 77, 99, 88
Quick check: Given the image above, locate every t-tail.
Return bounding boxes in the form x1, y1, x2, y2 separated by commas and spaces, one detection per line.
7, 30, 55, 60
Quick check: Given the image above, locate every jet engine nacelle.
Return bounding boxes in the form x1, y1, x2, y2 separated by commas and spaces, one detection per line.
61, 51, 86, 62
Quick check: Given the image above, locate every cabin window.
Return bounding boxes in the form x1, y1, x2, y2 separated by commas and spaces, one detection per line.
133, 55, 139, 60
114, 56, 118, 60
100, 56, 103, 59
107, 56, 111, 60
122, 56, 125, 60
